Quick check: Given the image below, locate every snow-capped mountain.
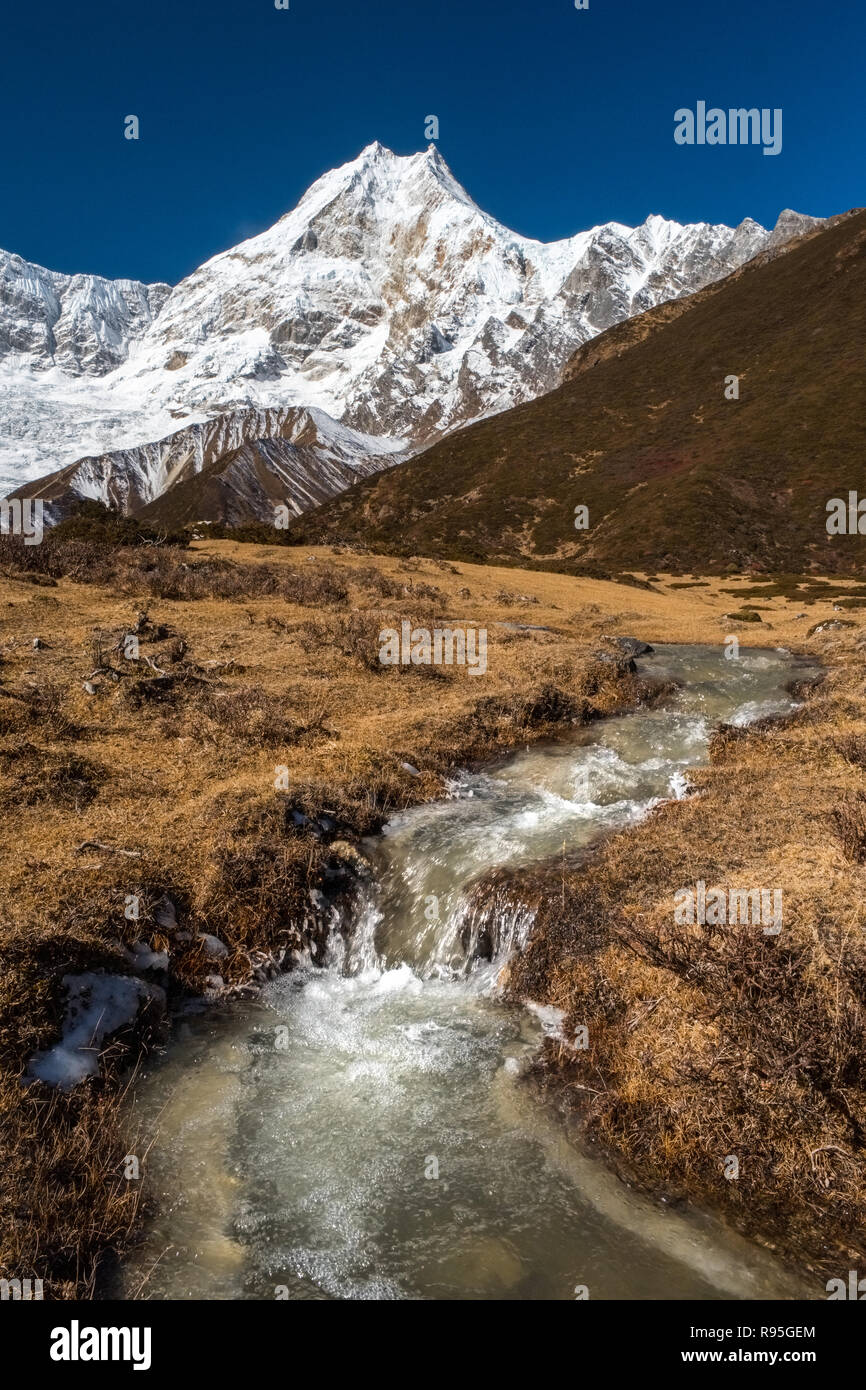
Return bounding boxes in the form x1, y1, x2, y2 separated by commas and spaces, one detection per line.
0, 142, 821, 518
0, 248, 169, 376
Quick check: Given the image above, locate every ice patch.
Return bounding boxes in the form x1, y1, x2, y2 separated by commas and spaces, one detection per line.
28, 973, 164, 1088
123, 941, 169, 972
525, 1002, 567, 1038
669, 769, 690, 800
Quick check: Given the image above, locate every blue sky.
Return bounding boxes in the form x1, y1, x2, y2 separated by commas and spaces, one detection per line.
2, 0, 862, 284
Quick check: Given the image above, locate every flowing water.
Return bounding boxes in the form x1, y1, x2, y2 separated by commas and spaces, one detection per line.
122, 644, 819, 1301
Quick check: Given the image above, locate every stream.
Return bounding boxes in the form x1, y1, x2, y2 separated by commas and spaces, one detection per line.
121, 644, 819, 1301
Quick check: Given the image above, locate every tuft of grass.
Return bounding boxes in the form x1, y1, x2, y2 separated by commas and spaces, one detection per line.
832, 793, 866, 864
0, 745, 104, 808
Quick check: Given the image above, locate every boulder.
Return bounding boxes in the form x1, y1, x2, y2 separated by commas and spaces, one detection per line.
601, 635, 654, 657
197, 932, 229, 959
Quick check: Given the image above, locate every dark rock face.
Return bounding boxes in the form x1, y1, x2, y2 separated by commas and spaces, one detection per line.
602, 635, 655, 658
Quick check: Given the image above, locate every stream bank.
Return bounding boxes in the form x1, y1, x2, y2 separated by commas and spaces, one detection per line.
120, 643, 820, 1300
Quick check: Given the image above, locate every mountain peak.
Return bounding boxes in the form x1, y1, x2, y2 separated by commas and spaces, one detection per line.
292, 208, 866, 576
354, 139, 390, 162
0, 143, 824, 503
768, 208, 823, 247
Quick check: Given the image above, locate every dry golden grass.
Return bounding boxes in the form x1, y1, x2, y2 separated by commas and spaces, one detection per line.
506, 620, 866, 1281
194, 539, 864, 647
0, 539, 679, 1298
0, 536, 860, 1295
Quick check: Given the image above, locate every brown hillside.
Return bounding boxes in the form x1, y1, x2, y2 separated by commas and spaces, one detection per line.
292, 209, 866, 575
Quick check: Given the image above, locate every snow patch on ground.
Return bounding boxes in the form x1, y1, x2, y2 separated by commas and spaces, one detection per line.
28, 973, 165, 1089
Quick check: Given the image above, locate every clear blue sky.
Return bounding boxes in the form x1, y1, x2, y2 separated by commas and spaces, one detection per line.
2, 0, 862, 285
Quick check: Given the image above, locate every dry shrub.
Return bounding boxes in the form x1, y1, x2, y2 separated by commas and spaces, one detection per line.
122, 671, 202, 709
0, 534, 114, 586
126, 555, 268, 602
314, 613, 390, 672
0, 745, 104, 808
128, 554, 348, 606
834, 733, 866, 767
0, 682, 82, 740
155, 636, 189, 665
494, 588, 540, 606
180, 685, 304, 749
122, 661, 331, 748
0, 534, 349, 608
276, 564, 348, 607
470, 683, 584, 734
347, 565, 403, 601
402, 580, 441, 600
350, 573, 439, 601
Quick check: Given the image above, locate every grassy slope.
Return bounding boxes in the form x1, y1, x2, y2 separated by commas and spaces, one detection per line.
291, 210, 866, 575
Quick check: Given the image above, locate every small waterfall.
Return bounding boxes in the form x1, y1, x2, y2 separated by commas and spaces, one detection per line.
450, 873, 538, 968
332, 850, 540, 984
338, 889, 384, 974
